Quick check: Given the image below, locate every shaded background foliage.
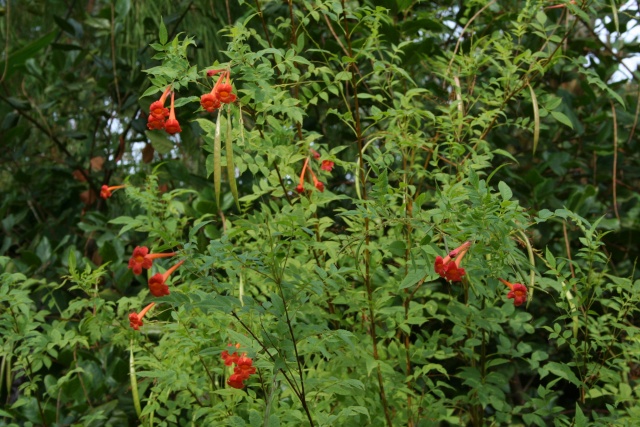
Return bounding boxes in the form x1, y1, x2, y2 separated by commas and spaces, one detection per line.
3, 0, 639, 275
1, 0, 640, 426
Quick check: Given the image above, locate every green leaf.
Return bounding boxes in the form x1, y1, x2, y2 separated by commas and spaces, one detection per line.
574, 403, 588, 427
194, 118, 216, 135
0, 32, 56, 79
498, 181, 512, 201
68, 250, 77, 275
551, 111, 573, 129
158, 18, 168, 45
146, 131, 174, 154
173, 95, 199, 108
545, 361, 582, 386
141, 86, 161, 99
398, 268, 426, 290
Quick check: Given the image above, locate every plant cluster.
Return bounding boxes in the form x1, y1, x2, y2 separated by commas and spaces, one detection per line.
2, 1, 640, 427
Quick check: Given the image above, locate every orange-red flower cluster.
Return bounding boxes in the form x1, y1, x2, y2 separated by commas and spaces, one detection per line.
129, 302, 155, 331
200, 69, 236, 113
433, 240, 530, 309
128, 246, 177, 275
100, 184, 126, 199
147, 86, 182, 135
221, 343, 256, 389
295, 149, 334, 194
434, 241, 471, 282
499, 278, 528, 306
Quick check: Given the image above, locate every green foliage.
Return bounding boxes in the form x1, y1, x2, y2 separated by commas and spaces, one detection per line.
2, 0, 640, 426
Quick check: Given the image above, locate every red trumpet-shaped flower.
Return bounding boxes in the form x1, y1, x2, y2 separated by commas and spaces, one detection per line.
128, 246, 177, 275
434, 241, 471, 282
129, 302, 156, 331
221, 343, 241, 366
295, 155, 327, 193
100, 184, 126, 199
149, 86, 171, 118
147, 114, 166, 130
213, 70, 237, 104
148, 259, 185, 297
147, 86, 171, 130
296, 157, 310, 193
309, 165, 324, 192
206, 68, 225, 77
200, 91, 221, 113
321, 160, 334, 172
164, 91, 182, 135
221, 343, 256, 389
499, 278, 528, 307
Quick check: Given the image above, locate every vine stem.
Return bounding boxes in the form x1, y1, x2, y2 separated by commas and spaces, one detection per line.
339, 1, 392, 424
230, 312, 315, 426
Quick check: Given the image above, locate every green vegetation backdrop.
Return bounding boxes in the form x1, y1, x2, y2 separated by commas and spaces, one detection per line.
1, 0, 640, 426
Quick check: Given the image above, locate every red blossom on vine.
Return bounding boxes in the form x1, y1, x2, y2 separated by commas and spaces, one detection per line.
221, 343, 256, 389
100, 184, 126, 199
499, 278, 528, 307
148, 259, 185, 297
128, 246, 177, 275
129, 302, 155, 331
164, 91, 182, 135
321, 160, 334, 172
434, 241, 471, 282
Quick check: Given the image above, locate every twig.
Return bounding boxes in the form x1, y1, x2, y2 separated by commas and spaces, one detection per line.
0, 0, 10, 84
610, 101, 620, 223
562, 221, 576, 281
445, 1, 497, 79
110, 4, 122, 109
253, 0, 272, 47
340, 0, 392, 424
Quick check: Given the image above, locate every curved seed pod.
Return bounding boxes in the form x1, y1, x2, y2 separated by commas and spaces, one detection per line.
214, 107, 222, 208
227, 107, 240, 211
528, 83, 540, 155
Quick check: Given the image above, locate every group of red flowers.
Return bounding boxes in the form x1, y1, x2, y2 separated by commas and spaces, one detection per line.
125, 248, 257, 389
146, 69, 237, 135
434, 241, 528, 307
296, 148, 334, 193
200, 69, 237, 112
221, 343, 257, 389
127, 246, 184, 297
146, 86, 182, 134
127, 246, 183, 330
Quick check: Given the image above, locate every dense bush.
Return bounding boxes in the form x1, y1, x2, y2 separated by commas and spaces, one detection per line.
2, 1, 640, 426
